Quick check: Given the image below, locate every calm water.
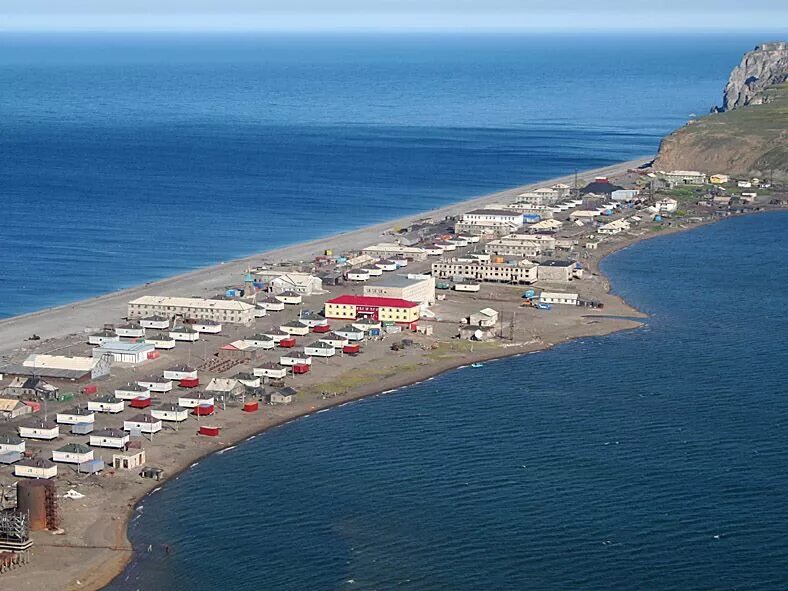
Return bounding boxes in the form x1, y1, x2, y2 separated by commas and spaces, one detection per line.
107, 211, 788, 591
0, 33, 760, 318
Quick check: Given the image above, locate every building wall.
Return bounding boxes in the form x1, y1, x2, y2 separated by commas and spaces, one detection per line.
431, 261, 537, 284
128, 300, 254, 326
363, 277, 435, 305
536, 265, 574, 283
324, 302, 419, 323
483, 241, 543, 258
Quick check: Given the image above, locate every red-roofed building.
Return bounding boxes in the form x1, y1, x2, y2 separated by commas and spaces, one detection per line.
324, 295, 420, 323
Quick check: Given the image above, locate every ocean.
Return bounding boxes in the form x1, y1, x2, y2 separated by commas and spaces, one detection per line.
0, 32, 761, 318
107, 211, 788, 590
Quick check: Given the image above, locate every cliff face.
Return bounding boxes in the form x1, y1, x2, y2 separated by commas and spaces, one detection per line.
654, 42, 788, 181
716, 42, 788, 112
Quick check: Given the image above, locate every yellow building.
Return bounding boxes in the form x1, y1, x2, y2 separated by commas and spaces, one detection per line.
325, 295, 420, 324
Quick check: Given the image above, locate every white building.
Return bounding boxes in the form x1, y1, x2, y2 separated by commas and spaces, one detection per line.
145, 332, 176, 349
140, 316, 170, 330
169, 325, 200, 342
246, 334, 276, 349
270, 273, 323, 296
15, 458, 57, 479
361, 243, 429, 262
333, 326, 365, 342
178, 392, 215, 408
363, 274, 436, 306
431, 258, 538, 285
19, 353, 112, 381
280, 351, 312, 366
455, 208, 524, 235
660, 170, 707, 186
128, 296, 256, 326
88, 396, 125, 414
115, 322, 145, 338
191, 320, 222, 334
253, 363, 288, 379
0, 434, 25, 454
280, 321, 310, 336
88, 329, 119, 346
52, 443, 94, 465
137, 376, 173, 393
124, 414, 163, 434
19, 420, 59, 440
347, 269, 371, 282
304, 341, 336, 358
163, 365, 198, 381
93, 341, 154, 365
56, 407, 95, 425
539, 292, 579, 306
654, 198, 679, 213
597, 218, 631, 235
611, 189, 640, 201
469, 308, 499, 327
90, 428, 130, 449
275, 291, 303, 305
319, 333, 351, 348
151, 404, 189, 423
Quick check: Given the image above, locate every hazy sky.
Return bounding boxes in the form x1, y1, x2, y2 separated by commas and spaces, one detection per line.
2, 0, 787, 31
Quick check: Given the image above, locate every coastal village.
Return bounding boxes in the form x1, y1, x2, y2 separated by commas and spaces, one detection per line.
0, 165, 784, 584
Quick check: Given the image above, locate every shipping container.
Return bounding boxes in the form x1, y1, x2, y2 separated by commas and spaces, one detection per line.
242, 401, 259, 412
130, 397, 152, 409
292, 363, 310, 374
81, 384, 98, 395
199, 425, 220, 437
179, 377, 200, 388
279, 337, 297, 348
312, 324, 331, 333
147, 350, 161, 360
71, 422, 94, 435
343, 344, 360, 354
193, 404, 215, 416
23, 400, 42, 413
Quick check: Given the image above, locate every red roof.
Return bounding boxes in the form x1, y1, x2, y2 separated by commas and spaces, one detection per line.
326, 295, 419, 309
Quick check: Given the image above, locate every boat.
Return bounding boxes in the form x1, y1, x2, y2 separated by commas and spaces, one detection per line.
471, 363, 484, 368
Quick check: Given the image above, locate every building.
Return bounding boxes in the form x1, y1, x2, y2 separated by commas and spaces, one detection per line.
325, 295, 421, 323
259, 296, 286, 312
169, 325, 200, 342
0, 399, 32, 420
304, 342, 336, 358
269, 273, 323, 296
234, 372, 261, 388
660, 170, 707, 187
137, 376, 173, 393
333, 326, 365, 342
539, 292, 579, 306
298, 311, 329, 328
123, 414, 163, 434
1, 353, 112, 381
56, 407, 95, 426
205, 378, 243, 397
611, 189, 640, 202
351, 318, 382, 333
280, 321, 310, 336
90, 428, 130, 449
151, 403, 189, 422
580, 177, 623, 195
92, 341, 154, 365
280, 351, 312, 367
469, 308, 499, 328
128, 296, 256, 326
145, 332, 176, 349
537, 260, 576, 283
253, 363, 288, 380
484, 239, 546, 258
190, 319, 223, 334
88, 396, 125, 414
140, 316, 170, 330
570, 210, 602, 221
18, 420, 59, 440
163, 365, 198, 381
710, 174, 730, 184
115, 322, 145, 338
529, 219, 563, 233
361, 243, 428, 262
516, 187, 559, 205
246, 334, 276, 349
178, 392, 215, 409
270, 388, 297, 404
597, 219, 631, 235
15, 458, 57, 479
431, 258, 538, 285
113, 450, 146, 470
363, 274, 436, 306
319, 333, 350, 348
654, 198, 679, 213
1, 377, 59, 400
0, 434, 25, 454
455, 208, 523, 235
52, 443, 94, 465
88, 329, 119, 346
347, 269, 371, 282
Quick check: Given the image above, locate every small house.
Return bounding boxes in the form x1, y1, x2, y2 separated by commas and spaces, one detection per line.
2, 376, 59, 400
52, 443, 94, 464
375, 260, 398, 272
92, 341, 155, 364
115, 322, 145, 338
539, 292, 579, 306
140, 316, 170, 330
253, 363, 288, 380
254, 303, 268, 318
19, 419, 59, 440
347, 269, 370, 282
304, 342, 336, 358
0, 398, 33, 420
334, 326, 365, 342
190, 319, 223, 334
115, 383, 151, 401
88, 329, 119, 346
0, 434, 25, 454
144, 331, 176, 350
351, 318, 382, 332
275, 291, 303, 305
454, 281, 481, 292
56, 406, 95, 425
205, 378, 243, 397
259, 296, 286, 312
280, 321, 310, 336
137, 376, 173, 393
169, 325, 200, 342
233, 372, 261, 388
151, 404, 189, 423
113, 450, 146, 470
319, 332, 350, 348
280, 351, 313, 367
262, 328, 289, 343
15, 458, 57, 479
270, 387, 297, 405
178, 391, 215, 409
90, 428, 130, 449
124, 414, 163, 434
469, 308, 499, 328
163, 365, 198, 381
298, 311, 328, 328
247, 334, 276, 349
87, 395, 125, 414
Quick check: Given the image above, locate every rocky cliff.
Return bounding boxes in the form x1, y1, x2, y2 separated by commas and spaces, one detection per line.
654, 42, 788, 181
715, 42, 788, 112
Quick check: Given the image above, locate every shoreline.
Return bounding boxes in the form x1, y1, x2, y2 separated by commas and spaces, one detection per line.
2, 158, 761, 591
0, 157, 648, 356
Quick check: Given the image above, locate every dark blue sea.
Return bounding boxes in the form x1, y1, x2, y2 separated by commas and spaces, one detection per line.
107, 211, 788, 590
0, 32, 765, 318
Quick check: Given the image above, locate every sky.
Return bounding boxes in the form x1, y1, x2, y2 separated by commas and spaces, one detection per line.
1, 0, 787, 32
